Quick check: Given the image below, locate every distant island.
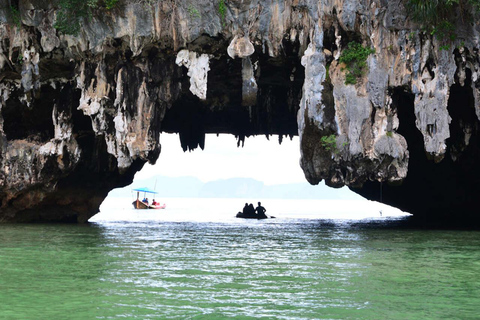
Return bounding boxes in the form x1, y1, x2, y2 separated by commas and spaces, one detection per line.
109, 176, 364, 200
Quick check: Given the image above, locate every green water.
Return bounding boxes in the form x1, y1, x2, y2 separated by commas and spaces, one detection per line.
1, 219, 480, 319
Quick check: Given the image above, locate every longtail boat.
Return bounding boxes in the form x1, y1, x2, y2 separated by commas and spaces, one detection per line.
132, 187, 166, 209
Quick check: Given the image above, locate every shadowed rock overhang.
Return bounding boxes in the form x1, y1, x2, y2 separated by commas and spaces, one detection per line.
1, 0, 480, 226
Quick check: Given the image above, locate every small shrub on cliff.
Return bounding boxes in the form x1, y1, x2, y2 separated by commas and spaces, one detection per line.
339, 42, 375, 85
9, 5, 21, 29
54, 0, 120, 35
404, 0, 480, 47
320, 135, 337, 152
188, 5, 201, 19
54, 0, 89, 35
218, 0, 227, 26
320, 134, 349, 155
105, 0, 119, 9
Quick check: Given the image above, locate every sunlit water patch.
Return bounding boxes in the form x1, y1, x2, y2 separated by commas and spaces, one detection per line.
93, 197, 408, 223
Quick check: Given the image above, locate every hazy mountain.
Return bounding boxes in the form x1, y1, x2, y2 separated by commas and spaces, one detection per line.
109, 176, 204, 198
109, 176, 363, 200
199, 178, 265, 198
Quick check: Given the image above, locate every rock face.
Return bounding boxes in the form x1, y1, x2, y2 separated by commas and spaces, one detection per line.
1, 0, 480, 225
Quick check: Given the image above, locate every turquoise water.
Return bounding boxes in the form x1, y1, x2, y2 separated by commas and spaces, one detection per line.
1, 199, 479, 319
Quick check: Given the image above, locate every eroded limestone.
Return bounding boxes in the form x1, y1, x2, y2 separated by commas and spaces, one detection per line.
1, 0, 480, 224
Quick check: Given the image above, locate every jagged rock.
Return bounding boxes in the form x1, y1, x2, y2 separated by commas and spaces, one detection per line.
1, 0, 480, 225
227, 36, 255, 59
241, 57, 258, 106
175, 49, 210, 100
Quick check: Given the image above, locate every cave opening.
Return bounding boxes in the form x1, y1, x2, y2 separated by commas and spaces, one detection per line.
444, 68, 480, 222
1, 86, 55, 142
385, 86, 457, 218
92, 133, 409, 222
355, 80, 480, 227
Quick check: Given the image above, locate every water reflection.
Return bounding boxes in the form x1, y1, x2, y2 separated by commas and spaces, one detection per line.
1, 209, 480, 319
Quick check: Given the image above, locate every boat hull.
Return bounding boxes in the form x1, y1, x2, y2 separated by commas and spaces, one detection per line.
235, 212, 274, 220
149, 204, 166, 209
132, 201, 166, 209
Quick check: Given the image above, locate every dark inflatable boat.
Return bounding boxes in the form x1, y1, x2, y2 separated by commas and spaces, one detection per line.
235, 212, 275, 220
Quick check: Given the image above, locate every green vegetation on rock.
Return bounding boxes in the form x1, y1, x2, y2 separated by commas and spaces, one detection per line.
54, 0, 89, 35
9, 5, 21, 29
320, 134, 349, 155
105, 0, 119, 9
320, 134, 342, 155
404, 0, 480, 48
320, 134, 337, 152
218, 0, 227, 27
188, 5, 201, 19
54, 0, 119, 35
339, 42, 375, 85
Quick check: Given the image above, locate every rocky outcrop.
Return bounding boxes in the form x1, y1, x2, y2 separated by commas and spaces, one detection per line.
297, 0, 480, 225
1, 0, 480, 225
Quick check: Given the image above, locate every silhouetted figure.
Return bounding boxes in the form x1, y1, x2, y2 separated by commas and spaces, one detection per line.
248, 203, 255, 216
242, 203, 249, 215
255, 202, 267, 219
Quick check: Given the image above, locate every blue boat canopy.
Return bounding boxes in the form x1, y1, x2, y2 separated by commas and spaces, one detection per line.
132, 187, 158, 194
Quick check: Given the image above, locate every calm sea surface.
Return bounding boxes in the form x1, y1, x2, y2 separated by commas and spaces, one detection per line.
1, 198, 479, 319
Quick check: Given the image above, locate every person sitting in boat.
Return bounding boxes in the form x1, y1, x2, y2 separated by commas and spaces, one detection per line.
255, 202, 267, 219
144, 198, 149, 205
242, 203, 249, 215
248, 203, 255, 216
152, 199, 157, 206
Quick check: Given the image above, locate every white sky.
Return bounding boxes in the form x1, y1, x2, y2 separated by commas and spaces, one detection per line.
135, 133, 308, 185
